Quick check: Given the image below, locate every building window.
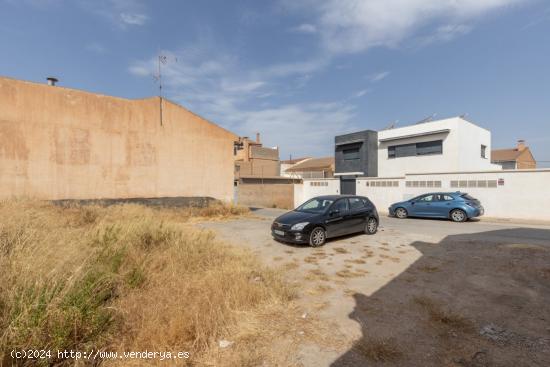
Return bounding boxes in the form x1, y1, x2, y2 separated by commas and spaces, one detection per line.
343, 148, 360, 161
481, 145, 487, 158
388, 140, 442, 159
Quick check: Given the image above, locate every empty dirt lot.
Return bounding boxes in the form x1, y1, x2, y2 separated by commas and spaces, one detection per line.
202, 209, 550, 366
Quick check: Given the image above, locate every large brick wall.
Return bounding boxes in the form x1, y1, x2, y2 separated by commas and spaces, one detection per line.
236, 183, 294, 209
0, 77, 237, 202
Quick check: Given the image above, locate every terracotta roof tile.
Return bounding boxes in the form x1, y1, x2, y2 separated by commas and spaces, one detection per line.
281, 157, 310, 164
491, 148, 522, 162
285, 157, 334, 172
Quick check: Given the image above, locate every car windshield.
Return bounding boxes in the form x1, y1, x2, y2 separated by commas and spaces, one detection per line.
461, 193, 478, 201
295, 198, 334, 213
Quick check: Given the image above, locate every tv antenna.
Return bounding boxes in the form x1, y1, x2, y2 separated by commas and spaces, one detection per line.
383, 120, 398, 130
415, 113, 437, 125
153, 51, 177, 126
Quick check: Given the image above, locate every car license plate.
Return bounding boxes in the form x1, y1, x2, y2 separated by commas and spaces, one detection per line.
274, 230, 285, 236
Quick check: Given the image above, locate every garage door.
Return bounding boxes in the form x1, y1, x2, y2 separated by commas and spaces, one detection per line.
340, 178, 356, 195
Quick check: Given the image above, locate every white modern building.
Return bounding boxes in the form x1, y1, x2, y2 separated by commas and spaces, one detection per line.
377, 116, 501, 177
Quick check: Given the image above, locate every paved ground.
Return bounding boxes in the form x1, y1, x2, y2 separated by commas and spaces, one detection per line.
201, 209, 550, 366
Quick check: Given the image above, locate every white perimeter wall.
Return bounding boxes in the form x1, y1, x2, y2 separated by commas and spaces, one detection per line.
294, 170, 550, 221
294, 178, 340, 208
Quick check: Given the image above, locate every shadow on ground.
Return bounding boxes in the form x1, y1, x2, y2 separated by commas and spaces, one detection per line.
331, 228, 550, 367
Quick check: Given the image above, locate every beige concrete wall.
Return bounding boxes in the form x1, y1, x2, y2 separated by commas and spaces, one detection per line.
237, 183, 294, 209
0, 77, 237, 202
235, 159, 280, 178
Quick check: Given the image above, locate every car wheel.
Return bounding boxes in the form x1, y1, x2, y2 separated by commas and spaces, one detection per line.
309, 227, 326, 247
450, 209, 467, 222
395, 207, 408, 219
365, 217, 378, 235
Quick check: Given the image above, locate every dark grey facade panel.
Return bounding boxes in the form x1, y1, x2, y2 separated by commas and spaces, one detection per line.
335, 130, 378, 177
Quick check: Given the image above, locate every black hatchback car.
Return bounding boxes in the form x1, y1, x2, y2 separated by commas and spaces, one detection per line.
271, 195, 379, 247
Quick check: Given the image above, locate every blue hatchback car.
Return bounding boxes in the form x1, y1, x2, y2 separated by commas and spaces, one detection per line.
389, 192, 484, 222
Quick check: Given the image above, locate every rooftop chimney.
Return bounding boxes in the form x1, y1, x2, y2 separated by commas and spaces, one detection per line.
517, 139, 526, 151
46, 77, 58, 86
256, 132, 261, 144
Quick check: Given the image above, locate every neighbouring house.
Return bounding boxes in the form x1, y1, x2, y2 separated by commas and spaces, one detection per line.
234, 133, 280, 179
377, 116, 501, 177
0, 76, 238, 202
284, 157, 335, 179
280, 157, 310, 177
492, 140, 536, 169
233, 133, 299, 209
332, 117, 501, 194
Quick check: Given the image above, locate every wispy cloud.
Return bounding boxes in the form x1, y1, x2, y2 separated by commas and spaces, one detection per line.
128, 46, 358, 157
368, 71, 390, 82
416, 24, 473, 46
120, 12, 147, 25
79, 0, 149, 28
291, 23, 317, 34
352, 89, 370, 98
85, 41, 107, 53
522, 6, 550, 29
284, 0, 527, 54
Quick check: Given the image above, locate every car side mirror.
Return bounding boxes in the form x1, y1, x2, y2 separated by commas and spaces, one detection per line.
330, 209, 340, 216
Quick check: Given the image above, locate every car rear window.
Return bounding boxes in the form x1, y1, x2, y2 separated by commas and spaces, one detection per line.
349, 197, 365, 210
461, 194, 478, 201
361, 198, 373, 208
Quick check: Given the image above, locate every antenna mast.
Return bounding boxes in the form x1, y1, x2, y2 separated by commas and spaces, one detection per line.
154, 52, 174, 126
158, 54, 166, 126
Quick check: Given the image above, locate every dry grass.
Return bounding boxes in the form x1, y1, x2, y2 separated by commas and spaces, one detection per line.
0, 199, 298, 366
379, 254, 400, 263
353, 337, 402, 362
413, 296, 472, 331
304, 256, 319, 264
344, 259, 366, 264
282, 260, 300, 271
333, 247, 349, 254
335, 269, 365, 278
305, 268, 330, 282
306, 284, 333, 296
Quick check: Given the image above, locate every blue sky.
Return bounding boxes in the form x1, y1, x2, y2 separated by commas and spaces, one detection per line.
1, 0, 549, 166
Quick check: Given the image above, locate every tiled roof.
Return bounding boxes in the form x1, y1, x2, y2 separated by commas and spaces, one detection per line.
285, 157, 335, 172
281, 157, 310, 164
491, 148, 522, 162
